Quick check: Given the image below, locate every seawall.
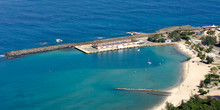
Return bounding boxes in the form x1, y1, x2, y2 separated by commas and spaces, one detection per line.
5, 34, 150, 59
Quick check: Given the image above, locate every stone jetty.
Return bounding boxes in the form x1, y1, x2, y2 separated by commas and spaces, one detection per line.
5, 34, 150, 59
4, 25, 201, 59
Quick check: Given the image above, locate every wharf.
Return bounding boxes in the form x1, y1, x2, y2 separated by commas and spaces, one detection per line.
75, 42, 178, 54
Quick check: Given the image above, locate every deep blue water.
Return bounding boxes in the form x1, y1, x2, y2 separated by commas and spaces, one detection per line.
0, 0, 219, 109
0, 0, 220, 53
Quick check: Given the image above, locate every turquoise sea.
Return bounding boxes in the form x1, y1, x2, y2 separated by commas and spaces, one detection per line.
0, 46, 187, 110
0, 0, 220, 110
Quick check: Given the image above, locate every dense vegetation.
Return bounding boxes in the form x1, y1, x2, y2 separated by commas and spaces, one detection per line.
169, 30, 193, 42
166, 95, 220, 110
147, 34, 166, 43
201, 36, 217, 45
169, 31, 181, 42
207, 30, 215, 35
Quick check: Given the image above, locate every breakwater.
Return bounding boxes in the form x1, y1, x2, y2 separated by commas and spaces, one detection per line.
5, 34, 150, 59
114, 88, 171, 94
4, 25, 202, 59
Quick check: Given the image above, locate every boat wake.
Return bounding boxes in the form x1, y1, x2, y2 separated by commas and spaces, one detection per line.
126, 31, 143, 36
0, 55, 5, 57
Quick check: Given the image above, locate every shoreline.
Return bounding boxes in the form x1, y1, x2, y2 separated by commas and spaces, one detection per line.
152, 43, 210, 110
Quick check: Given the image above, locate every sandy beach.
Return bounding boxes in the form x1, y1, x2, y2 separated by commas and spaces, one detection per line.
153, 43, 211, 110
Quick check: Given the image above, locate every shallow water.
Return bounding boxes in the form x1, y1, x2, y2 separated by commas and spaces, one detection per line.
0, 0, 219, 109
0, 46, 187, 110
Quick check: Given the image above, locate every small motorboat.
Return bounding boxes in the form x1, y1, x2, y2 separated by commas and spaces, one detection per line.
40, 42, 47, 44
97, 37, 104, 39
137, 49, 140, 52
148, 62, 152, 65
56, 39, 63, 43
147, 57, 152, 65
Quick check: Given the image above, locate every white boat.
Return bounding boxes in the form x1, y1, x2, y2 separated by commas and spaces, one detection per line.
56, 39, 63, 43
97, 37, 104, 39
147, 58, 152, 65
137, 49, 140, 52
0, 55, 5, 57
126, 32, 134, 36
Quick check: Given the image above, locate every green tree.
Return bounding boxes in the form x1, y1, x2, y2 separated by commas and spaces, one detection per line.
182, 36, 191, 41
197, 52, 202, 57
200, 54, 206, 60
199, 46, 205, 51
185, 41, 192, 45
206, 45, 214, 53
173, 36, 181, 42
206, 56, 214, 64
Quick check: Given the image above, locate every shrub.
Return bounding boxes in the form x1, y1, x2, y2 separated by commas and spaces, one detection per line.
187, 57, 191, 61
199, 89, 209, 95
210, 67, 218, 74
197, 52, 202, 57
199, 80, 205, 88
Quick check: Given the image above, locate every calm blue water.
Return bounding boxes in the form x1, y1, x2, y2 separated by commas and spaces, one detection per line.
0, 0, 219, 109
0, 46, 187, 110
